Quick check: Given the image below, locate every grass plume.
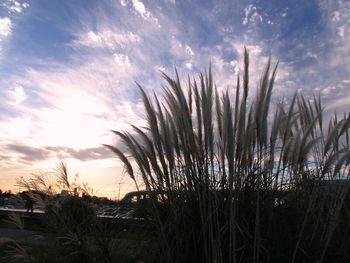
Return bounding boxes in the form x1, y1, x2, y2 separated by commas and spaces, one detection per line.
108, 50, 350, 263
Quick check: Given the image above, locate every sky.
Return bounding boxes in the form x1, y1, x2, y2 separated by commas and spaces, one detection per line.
0, 0, 349, 198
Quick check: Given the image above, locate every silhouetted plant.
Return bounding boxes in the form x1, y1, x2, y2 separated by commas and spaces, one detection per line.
13, 161, 100, 262
45, 196, 96, 235
108, 49, 350, 263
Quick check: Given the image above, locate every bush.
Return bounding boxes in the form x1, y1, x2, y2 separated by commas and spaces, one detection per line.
60, 196, 96, 234
45, 196, 96, 236
42, 196, 97, 262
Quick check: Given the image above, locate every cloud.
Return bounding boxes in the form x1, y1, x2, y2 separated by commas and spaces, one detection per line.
1, 48, 149, 155
5, 143, 47, 162
132, 0, 148, 19
285, 1, 350, 109
113, 53, 131, 66
120, 0, 160, 27
185, 45, 195, 56
9, 1, 26, 13
326, 90, 350, 114
0, 1, 29, 58
242, 4, 263, 25
74, 30, 141, 50
87, 31, 102, 43
0, 17, 12, 38
164, 0, 176, 4
120, 0, 128, 7
68, 146, 115, 161
2, 0, 350, 196
321, 86, 336, 96
185, 62, 192, 70
226, 41, 288, 84
1, 0, 29, 14
3, 143, 115, 163
45, 146, 115, 161
8, 84, 27, 104
0, 1, 296, 165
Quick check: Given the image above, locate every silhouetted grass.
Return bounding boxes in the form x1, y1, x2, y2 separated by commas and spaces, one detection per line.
108, 49, 350, 263
1, 162, 148, 263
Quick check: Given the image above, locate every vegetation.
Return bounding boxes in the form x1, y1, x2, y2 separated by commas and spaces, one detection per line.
1, 49, 350, 262
107, 49, 350, 263
0, 162, 148, 262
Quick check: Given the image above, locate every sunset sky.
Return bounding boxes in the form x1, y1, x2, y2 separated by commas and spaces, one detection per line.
0, 0, 349, 198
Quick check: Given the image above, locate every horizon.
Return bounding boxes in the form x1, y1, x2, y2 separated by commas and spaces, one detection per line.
1, 0, 350, 198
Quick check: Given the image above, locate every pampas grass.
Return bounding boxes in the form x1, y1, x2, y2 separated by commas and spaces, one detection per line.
108, 49, 350, 263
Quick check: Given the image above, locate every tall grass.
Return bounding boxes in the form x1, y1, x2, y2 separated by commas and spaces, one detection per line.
108, 49, 350, 262
12, 161, 145, 262
13, 161, 99, 262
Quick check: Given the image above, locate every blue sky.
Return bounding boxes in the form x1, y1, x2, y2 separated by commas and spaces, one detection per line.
0, 0, 349, 197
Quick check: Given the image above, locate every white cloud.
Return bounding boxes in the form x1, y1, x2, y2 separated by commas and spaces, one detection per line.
156, 65, 166, 72
8, 84, 27, 104
132, 0, 148, 19
0, 17, 12, 56
75, 30, 141, 50
0, 2, 28, 58
222, 41, 292, 96
332, 11, 341, 22
305, 51, 318, 60
0, 117, 33, 144
242, 4, 263, 25
323, 2, 350, 69
87, 31, 102, 43
120, 0, 128, 7
231, 42, 263, 58
0, 0, 312, 195
113, 53, 131, 66
166, 40, 196, 63
229, 60, 239, 75
337, 24, 346, 38
185, 62, 192, 70
321, 86, 336, 96
327, 92, 350, 112
10, 1, 22, 13
6, 55, 143, 151
121, 0, 160, 27
185, 45, 194, 56
0, 17, 12, 38
1, 0, 29, 14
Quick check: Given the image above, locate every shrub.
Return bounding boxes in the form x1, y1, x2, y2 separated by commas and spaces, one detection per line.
59, 196, 96, 234
44, 196, 96, 236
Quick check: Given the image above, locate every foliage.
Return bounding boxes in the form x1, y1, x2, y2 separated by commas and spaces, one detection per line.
45, 196, 96, 235
108, 49, 350, 263
5, 161, 147, 262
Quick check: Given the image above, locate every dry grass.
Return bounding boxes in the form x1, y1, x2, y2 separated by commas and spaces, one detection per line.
108, 49, 350, 263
